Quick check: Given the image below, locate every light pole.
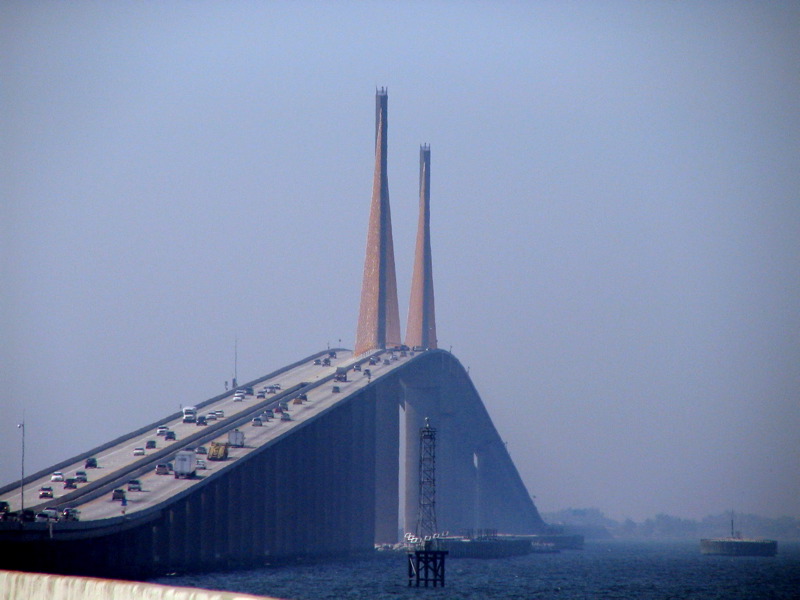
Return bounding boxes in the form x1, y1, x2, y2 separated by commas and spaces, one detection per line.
17, 419, 25, 513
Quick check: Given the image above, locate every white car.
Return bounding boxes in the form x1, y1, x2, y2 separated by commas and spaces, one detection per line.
35, 508, 59, 522
133, 447, 145, 456
205, 413, 217, 421
214, 410, 224, 418
196, 459, 207, 470
50, 472, 64, 482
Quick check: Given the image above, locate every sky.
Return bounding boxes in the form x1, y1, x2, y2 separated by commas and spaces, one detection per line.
2, 1, 798, 523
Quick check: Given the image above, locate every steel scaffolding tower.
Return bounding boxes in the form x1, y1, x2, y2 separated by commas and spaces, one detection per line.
416, 417, 437, 539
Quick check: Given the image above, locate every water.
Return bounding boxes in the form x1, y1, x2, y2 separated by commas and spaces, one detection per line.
151, 540, 800, 600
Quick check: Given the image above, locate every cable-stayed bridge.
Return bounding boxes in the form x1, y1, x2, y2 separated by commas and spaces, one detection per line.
0, 90, 546, 578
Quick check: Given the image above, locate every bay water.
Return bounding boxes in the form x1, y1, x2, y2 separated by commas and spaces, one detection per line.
151, 540, 800, 599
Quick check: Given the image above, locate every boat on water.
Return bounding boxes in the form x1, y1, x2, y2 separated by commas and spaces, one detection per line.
700, 514, 777, 556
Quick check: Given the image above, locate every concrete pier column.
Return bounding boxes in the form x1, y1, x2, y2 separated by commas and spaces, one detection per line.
402, 383, 433, 535
374, 383, 400, 543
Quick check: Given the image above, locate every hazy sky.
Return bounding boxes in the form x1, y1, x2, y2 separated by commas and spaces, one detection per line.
2, 2, 798, 522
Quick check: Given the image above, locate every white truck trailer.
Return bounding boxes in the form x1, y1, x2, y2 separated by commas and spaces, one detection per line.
228, 429, 245, 448
173, 450, 197, 479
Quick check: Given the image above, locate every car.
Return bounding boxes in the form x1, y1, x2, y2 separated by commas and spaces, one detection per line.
263, 408, 274, 418
35, 509, 59, 522
38, 486, 54, 499
84, 457, 98, 468
145, 440, 157, 449
251, 418, 263, 427
63, 478, 78, 490
50, 472, 64, 482
266, 386, 277, 394
369, 357, 378, 365
313, 358, 322, 365
281, 412, 291, 421
363, 368, 371, 378
214, 410, 224, 418
196, 459, 207, 470
155, 464, 170, 475
165, 431, 176, 441
273, 383, 281, 390
256, 391, 265, 399
353, 364, 362, 371
156, 426, 168, 436
75, 470, 88, 483
332, 385, 340, 393
293, 397, 304, 405
111, 489, 126, 501
196, 415, 208, 426
127, 479, 142, 492
322, 358, 331, 366
195, 446, 207, 454
243, 386, 254, 395
297, 392, 308, 401
383, 359, 390, 365
205, 413, 217, 421
60, 507, 80, 522
133, 447, 145, 456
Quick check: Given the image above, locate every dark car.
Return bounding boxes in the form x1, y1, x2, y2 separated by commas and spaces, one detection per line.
332, 385, 340, 393
127, 479, 142, 492
63, 478, 78, 489
75, 470, 88, 482
60, 507, 80, 522
165, 431, 176, 441
145, 439, 157, 449
196, 416, 207, 426
111, 489, 126, 501
84, 457, 98, 468
39, 486, 54, 499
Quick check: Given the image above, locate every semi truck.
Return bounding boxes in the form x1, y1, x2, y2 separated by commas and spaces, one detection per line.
173, 450, 197, 479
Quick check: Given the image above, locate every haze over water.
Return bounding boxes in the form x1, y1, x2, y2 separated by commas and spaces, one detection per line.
3, 2, 799, 523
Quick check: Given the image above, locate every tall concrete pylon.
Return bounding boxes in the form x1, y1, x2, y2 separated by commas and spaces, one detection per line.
405, 144, 437, 350
355, 88, 401, 355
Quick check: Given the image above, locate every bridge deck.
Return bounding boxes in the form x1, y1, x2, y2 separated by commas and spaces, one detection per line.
1, 348, 414, 522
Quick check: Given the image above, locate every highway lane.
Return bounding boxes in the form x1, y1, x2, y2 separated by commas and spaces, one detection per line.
1, 347, 419, 520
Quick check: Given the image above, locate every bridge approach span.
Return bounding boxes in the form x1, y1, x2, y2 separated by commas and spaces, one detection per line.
0, 348, 544, 578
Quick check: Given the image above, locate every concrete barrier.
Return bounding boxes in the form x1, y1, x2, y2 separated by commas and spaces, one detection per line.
0, 570, 282, 600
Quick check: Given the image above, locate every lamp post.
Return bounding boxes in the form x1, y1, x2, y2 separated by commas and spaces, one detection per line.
17, 420, 25, 513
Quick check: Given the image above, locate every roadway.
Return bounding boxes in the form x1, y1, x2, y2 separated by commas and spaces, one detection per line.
0, 347, 418, 522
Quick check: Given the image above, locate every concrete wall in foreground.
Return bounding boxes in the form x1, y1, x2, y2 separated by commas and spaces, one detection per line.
0, 570, 279, 600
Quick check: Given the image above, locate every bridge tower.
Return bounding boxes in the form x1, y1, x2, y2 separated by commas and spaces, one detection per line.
405, 144, 437, 350
355, 87, 401, 355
